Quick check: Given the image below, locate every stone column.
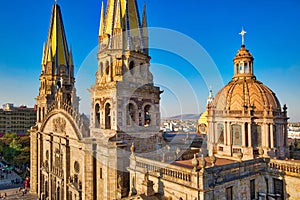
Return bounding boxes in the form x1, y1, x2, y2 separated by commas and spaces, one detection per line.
270, 124, 274, 148
83, 148, 95, 200
62, 138, 70, 200
224, 122, 228, 145
37, 133, 43, 197
226, 122, 231, 146
265, 123, 270, 148
248, 124, 252, 147
49, 134, 53, 200
242, 123, 246, 147
30, 131, 38, 194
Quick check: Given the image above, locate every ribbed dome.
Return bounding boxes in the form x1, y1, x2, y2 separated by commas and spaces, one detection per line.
214, 77, 281, 112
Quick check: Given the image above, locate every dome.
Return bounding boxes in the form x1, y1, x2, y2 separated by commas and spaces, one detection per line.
214, 77, 281, 112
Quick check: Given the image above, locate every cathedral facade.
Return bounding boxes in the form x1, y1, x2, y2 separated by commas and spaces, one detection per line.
30, 1, 300, 200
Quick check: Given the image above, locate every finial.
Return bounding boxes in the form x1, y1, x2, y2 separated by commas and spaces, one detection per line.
55, 0, 58, 4
239, 27, 247, 46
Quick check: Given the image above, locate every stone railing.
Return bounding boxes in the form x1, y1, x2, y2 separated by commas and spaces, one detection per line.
130, 156, 194, 187
268, 159, 300, 177
51, 166, 64, 178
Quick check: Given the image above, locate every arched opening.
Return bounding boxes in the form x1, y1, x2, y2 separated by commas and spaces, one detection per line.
95, 104, 100, 128
105, 61, 109, 75
252, 124, 262, 147
245, 123, 249, 147
144, 105, 151, 127
105, 103, 111, 129
38, 107, 41, 122
217, 124, 224, 144
244, 62, 249, 73
42, 107, 45, 120
231, 124, 242, 146
56, 186, 60, 200
56, 80, 62, 89
273, 125, 277, 148
127, 103, 136, 126
99, 62, 103, 77
45, 181, 48, 198
129, 61, 135, 75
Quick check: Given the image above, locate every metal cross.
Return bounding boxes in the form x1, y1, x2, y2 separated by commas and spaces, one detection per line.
239, 27, 247, 45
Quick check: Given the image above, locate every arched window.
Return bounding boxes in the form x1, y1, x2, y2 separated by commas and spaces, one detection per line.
244, 62, 249, 73
129, 61, 135, 75
239, 62, 244, 73
273, 125, 277, 148
105, 61, 110, 75
127, 103, 136, 126
95, 104, 100, 128
42, 107, 45, 121
217, 124, 224, 144
252, 124, 262, 147
99, 62, 103, 77
144, 105, 151, 127
56, 186, 60, 200
38, 107, 41, 122
105, 103, 111, 129
231, 124, 242, 146
45, 181, 48, 197
245, 123, 249, 147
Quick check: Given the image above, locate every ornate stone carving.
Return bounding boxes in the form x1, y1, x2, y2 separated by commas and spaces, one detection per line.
53, 117, 66, 133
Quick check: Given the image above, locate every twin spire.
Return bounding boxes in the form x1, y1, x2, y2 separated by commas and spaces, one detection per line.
98, 0, 148, 54
41, 3, 73, 75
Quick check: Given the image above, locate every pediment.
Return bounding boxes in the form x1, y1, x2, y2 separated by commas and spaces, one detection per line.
41, 112, 82, 140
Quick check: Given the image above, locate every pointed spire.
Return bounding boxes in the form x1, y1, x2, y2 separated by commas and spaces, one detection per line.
69, 46, 74, 67
142, 3, 148, 28
41, 42, 46, 66
99, 1, 105, 37
47, 43, 53, 63
113, 0, 123, 29
43, 3, 70, 74
142, 2, 148, 54
99, 0, 145, 52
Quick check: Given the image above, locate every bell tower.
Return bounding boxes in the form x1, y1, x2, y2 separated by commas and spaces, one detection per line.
36, 2, 79, 125
90, 0, 161, 139
89, 1, 161, 198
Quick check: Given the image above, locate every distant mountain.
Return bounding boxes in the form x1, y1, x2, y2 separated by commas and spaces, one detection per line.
164, 114, 201, 120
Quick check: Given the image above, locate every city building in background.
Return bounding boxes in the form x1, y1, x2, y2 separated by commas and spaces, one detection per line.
0, 103, 36, 135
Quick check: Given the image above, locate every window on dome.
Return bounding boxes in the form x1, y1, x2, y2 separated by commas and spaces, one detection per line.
217, 124, 224, 144
244, 62, 249, 73
239, 63, 243, 73
252, 124, 262, 147
232, 124, 242, 146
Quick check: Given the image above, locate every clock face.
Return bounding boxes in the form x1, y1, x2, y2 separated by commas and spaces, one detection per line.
199, 124, 207, 133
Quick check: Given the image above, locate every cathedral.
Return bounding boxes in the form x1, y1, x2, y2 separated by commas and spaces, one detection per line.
30, 1, 300, 200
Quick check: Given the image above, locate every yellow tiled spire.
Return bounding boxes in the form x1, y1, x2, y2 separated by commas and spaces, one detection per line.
99, 1, 105, 37
99, 0, 146, 53
42, 3, 70, 74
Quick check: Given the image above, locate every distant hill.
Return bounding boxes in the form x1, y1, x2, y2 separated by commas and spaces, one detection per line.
164, 114, 201, 121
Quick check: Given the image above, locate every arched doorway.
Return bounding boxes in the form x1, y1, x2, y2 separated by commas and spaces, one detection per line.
105, 103, 111, 129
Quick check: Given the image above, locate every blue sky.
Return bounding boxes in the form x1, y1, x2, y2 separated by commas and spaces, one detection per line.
0, 0, 300, 121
